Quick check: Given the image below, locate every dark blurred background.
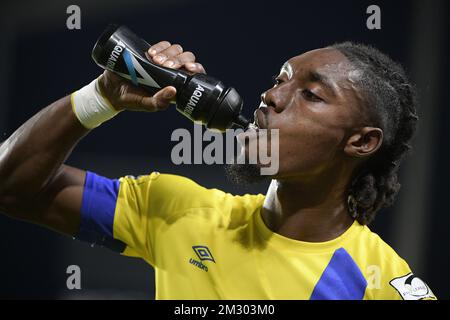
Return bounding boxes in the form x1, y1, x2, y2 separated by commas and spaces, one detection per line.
0, 0, 448, 299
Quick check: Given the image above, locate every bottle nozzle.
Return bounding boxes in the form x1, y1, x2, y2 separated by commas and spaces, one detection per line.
234, 114, 250, 129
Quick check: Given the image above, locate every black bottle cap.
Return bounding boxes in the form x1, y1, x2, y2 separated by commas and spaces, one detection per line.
234, 114, 250, 129
207, 87, 246, 132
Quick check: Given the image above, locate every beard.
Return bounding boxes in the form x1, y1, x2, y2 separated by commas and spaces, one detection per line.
224, 163, 268, 186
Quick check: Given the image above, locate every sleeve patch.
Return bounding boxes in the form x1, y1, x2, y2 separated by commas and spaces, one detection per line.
389, 273, 436, 300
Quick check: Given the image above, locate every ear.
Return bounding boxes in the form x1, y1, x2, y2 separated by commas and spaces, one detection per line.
344, 127, 383, 158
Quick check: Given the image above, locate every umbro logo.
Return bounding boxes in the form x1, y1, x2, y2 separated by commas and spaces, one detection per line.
189, 245, 215, 272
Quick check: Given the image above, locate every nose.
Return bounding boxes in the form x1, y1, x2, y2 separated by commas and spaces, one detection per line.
261, 87, 284, 113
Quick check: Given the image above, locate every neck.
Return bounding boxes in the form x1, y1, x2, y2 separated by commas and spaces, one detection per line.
261, 164, 354, 242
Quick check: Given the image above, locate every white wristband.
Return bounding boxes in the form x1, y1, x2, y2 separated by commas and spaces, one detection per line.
71, 78, 120, 129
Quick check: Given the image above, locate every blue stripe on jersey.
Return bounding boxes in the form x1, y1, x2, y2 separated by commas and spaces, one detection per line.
310, 247, 367, 300
75, 171, 126, 253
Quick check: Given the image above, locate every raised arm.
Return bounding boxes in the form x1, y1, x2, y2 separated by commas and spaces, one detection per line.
0, 41, 204, 236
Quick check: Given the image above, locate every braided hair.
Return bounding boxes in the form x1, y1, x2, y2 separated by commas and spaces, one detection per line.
331, 42, 419, 225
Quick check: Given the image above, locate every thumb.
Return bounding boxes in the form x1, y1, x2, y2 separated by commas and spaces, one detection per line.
141, 86, 177, 112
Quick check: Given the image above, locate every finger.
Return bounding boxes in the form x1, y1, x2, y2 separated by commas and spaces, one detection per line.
185, 62, 206, 74
153, 44, 183, 66
148, 41, 171, 57
165, 51, 196, 69
140, 86, 176, 112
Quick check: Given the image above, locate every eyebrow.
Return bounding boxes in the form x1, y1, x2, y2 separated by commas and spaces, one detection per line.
281, 63, 338, 98
306, 70, 337, 97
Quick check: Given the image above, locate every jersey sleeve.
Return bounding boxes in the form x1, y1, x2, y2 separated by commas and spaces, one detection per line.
74, 171, 229, 266
74, 171, 126, 253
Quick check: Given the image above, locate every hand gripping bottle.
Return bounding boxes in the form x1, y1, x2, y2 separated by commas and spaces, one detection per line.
92, 24, 250, 132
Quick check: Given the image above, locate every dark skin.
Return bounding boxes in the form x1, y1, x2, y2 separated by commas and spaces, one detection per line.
0, 44, 382, 242
258, 48, 383, 241
0, 41, 204, 235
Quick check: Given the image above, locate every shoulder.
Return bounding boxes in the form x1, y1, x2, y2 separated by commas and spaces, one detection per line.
357, 225, 408, 267
118, 172, 265, 223
353, 224, 411, 280
118, 172, 224, 207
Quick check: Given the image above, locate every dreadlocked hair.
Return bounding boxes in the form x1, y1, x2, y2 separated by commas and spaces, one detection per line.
331, 42, 419, 225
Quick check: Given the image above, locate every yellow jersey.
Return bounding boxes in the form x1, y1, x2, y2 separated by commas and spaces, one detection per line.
76, 171, 436, 300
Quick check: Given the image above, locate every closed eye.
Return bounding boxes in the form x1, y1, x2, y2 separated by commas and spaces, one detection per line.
272, 75, 284, 86
302, 89, 323, 102
273, 75, 324, 102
